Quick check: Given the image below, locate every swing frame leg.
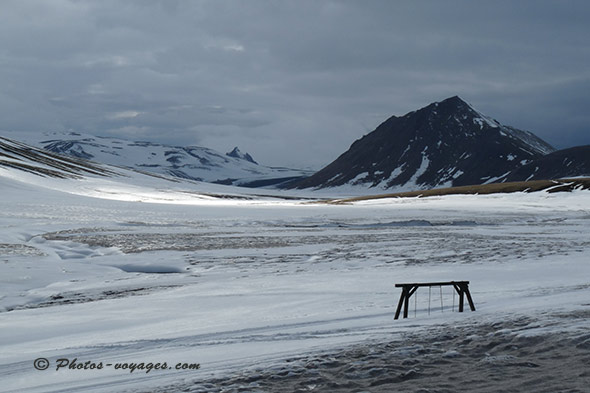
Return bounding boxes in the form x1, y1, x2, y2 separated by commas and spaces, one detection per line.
394, 285, 418, 319
453, 282, 476, 312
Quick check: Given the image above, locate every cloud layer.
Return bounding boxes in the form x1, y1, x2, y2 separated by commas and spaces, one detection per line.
1, 0, 588, 168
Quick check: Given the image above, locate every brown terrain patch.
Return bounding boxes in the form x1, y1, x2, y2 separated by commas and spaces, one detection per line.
327, 178, 590, 204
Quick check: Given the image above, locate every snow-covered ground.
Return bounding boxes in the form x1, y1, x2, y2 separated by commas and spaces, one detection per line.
1, 167, 589, 392
15, 131, 314, 187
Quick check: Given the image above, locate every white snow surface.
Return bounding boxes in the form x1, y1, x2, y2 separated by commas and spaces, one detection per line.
1, 164, 590, 392
17, 131, 313, 186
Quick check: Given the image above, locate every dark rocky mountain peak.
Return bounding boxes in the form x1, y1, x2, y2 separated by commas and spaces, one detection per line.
292, 96, 556, 191
226, 147, 258, 165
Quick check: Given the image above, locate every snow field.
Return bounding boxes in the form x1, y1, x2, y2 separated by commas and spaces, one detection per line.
1, 171, 589, 392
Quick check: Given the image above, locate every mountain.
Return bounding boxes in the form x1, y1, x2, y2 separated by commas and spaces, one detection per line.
226, 147, 258, 164
292, 96, 556, 191
504, 145, 590, 182
0, 135, 317, 204
22, 132, 312, 188
0, 136, 119, 179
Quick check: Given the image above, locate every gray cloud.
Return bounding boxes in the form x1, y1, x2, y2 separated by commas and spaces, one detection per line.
0, 0, 588, 168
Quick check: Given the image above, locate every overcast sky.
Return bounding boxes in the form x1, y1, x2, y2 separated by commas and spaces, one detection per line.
1, 1, 588, 169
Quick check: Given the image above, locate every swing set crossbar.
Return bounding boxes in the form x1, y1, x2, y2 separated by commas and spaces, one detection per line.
394, 281, 475, 320
395, 281, 469, 288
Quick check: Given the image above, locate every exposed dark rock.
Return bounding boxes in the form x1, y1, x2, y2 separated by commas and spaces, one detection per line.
504, 145, 590, 181
292, 96, 555, 190
226, 147, 258, 164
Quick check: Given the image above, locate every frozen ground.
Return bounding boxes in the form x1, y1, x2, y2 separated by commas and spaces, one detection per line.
1, 168, 590, 392
186, 313, 590, 393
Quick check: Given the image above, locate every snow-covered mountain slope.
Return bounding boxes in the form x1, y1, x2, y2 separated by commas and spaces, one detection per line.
21, 132, 312, 188
0, 135, 315, 204
0, 136, 120, 179
504, 145, 590, 182
292, 96, 556, 191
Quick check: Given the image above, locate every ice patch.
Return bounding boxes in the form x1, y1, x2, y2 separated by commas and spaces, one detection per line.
113, 264, 185, 274
348, 172, 370, 185
443, 350, 461, 358
389, 166, 403, 180
400, 144, 411, 158
483, 171, 511, 184
404, 152, 430, 187
327, 173, 342, 183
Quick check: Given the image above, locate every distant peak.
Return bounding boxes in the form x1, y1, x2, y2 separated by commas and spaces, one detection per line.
409, 95, 472, 119
439, 95, 468, 106
228, 146, 243, 157
432, 96, 489, 119
226, 147, 258, 164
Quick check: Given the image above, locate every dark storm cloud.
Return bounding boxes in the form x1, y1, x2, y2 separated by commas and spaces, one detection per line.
0, 0, 588, 168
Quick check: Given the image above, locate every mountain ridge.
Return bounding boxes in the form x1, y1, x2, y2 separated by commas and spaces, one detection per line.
291, 96, 556, 191
226, 147, 258, 164
22, 132, 312, 188
505, 145, 590, 182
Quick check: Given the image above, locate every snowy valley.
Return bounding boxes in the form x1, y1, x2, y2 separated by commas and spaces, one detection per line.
1, 136, 590, 392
